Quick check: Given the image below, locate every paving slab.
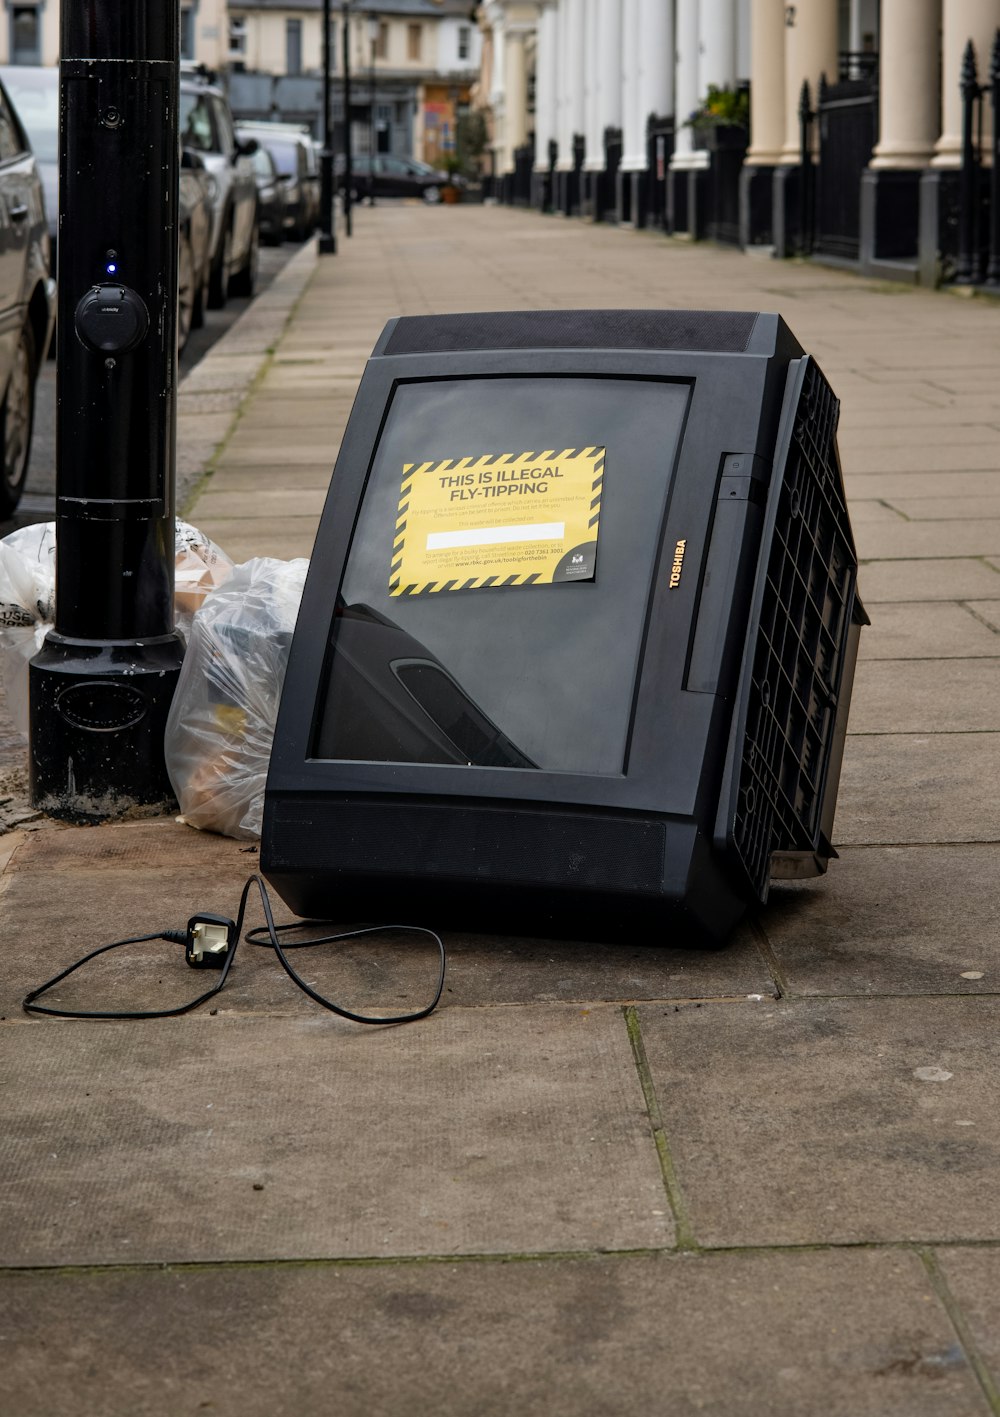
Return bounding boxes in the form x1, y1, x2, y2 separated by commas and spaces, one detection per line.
762, 845, 1000, 996
637, 995, 1000, 1247
838, 422, 1000, 447
854, 559, 1000, 603
836, 733, 1000, 844
0, 822, 775, 1018
193, 488, 327, 518
857, 602, 1000, 659
849, 659, 1000, 733
0, 1248, 986, 1417
0, 1005, 670, 1266
890, 494, 1000, 521
844, 471, 1000, 499
854, 519, 1000, 562
843, 445, 1000, 475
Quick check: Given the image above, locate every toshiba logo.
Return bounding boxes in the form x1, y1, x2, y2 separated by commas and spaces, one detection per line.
668, 539, 687, 588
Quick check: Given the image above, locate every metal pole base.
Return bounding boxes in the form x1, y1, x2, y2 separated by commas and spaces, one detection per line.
29, 634, 186, 822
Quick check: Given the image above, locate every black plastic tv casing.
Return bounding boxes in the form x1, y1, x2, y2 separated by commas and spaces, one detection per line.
262, 309, 864, 945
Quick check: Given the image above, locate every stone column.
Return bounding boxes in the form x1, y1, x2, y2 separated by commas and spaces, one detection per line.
871, 0, 940, 168
699, 0, 737, 94
583, 0, 603, 176
638, 0, 675, 124
619, 0, 643, 173
556, 0, 586, 170
671, 0, 701, 167
746, 0, 786, 166
533, 1, 558, 176
781, 0, 839, 162
505, 28, 529, 161
933, 0, 1000, 167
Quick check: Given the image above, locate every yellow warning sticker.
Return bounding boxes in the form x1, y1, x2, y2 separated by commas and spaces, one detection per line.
389, 448, 605, 596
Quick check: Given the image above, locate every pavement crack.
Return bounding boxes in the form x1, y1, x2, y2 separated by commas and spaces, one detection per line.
917, 1247, 1000, 1415
623, 1004, 698, 1252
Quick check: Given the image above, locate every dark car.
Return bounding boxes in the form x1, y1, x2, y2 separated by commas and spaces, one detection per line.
180, 71, 259, 307
0, 75, 54, 514
237, 123, 319, 240
347, 154, 452, 203
249, 144, 287, 246
1, 64, 213, 354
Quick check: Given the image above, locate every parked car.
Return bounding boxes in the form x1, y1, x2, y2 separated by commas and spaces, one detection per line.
236, 123, 319, 240
248, 144, 287, 246
0, 74, 54, 515
180, 70, 259, 307
346, 154, 454, 204
1, 64, 213, 355
177, 149, 214, 350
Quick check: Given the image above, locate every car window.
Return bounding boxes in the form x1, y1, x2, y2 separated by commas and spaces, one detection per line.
0, 90, 25, 163
252, 146, 276, 179
0, 70, 56, 162
180, 91, 216, 153
264, 139, 300, 174
380, 156, 410, 176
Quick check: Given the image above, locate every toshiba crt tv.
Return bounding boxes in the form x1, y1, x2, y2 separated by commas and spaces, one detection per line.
262, 310, 867, 945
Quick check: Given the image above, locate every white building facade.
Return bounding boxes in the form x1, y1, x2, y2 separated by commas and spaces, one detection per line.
480, 0, 1000, 285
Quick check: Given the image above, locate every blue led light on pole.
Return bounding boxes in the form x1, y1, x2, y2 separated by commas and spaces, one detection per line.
28, 0, 185, 819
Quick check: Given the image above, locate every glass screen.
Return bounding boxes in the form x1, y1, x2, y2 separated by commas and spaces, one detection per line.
313, 376, 690, 775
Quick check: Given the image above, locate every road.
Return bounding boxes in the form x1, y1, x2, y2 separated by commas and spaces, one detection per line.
4, 240, 302, 534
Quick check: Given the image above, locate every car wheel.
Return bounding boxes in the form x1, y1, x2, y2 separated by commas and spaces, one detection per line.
229, 220, 259, 298
422, 185, 442, 204
0, 322, 36, 518
207, 220, 232, 309
178, 230, 195, 352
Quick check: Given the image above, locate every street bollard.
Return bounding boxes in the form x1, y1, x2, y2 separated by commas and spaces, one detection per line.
28, 0, 186, 819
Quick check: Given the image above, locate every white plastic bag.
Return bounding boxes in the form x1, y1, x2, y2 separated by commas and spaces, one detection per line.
164, 557, 308, 840
0, 522, 56, 738
0, 520, 234, 740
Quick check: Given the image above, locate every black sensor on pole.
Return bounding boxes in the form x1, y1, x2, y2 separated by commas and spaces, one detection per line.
28, 1, 186, 819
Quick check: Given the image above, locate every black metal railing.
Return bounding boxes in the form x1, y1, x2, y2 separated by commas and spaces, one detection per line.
813, 68, 878, 260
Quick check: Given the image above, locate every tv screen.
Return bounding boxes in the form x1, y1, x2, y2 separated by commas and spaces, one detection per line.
313, 375, 691, 775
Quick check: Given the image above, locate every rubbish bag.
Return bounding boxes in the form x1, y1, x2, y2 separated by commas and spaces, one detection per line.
165, 557, 308, 840
0, 520, 233, 740
0, 522, 55, 739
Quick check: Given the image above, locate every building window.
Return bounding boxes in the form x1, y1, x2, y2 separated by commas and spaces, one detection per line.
286, 18, 302, 76
457, 25, 470, 62
11, 5, 41, 65
375, 20, 389, 60
228, 15, 247, 61
407, 24, 421, 62
180, 7, 196, 62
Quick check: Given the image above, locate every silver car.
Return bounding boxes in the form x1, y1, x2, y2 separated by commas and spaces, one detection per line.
180, 73, 259, 308
0, 75, 54, 515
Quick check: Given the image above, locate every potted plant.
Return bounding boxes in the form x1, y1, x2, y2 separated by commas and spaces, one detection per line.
686, 84, 750, 152
442, 155, 465, 203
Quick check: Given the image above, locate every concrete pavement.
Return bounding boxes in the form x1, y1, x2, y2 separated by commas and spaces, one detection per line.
3, 205, 1000, 1415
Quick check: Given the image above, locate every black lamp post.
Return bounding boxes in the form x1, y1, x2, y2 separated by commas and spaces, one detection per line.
319, 0, 337, 253
342, 1, 353, 236
29, 0, 185, 819
368, 11, 378, 203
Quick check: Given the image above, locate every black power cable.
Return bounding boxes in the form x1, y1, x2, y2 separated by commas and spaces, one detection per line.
23, 874, 446, 1025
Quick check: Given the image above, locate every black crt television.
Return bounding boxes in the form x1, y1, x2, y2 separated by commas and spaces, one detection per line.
261, 309, 868, 945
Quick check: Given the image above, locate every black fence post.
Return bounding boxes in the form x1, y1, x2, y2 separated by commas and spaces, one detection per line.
798, 78, 814, 254
29, 0, 186, 819
987, 30, 1000, 284
956, 39, 981, 284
